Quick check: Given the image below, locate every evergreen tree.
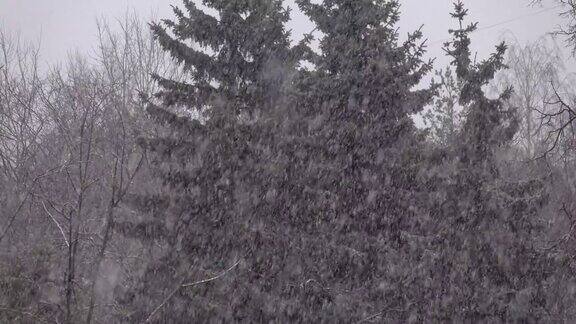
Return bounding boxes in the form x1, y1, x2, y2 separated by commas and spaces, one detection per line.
418, 2, 557, 320
116, 0, 307, 322
149, 0, 303, 119
291, 0, 434, 242
119, 0, 436, 322
267, 1, 437, 320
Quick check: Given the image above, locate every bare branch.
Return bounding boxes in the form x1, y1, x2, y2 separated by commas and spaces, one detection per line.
41, 201, 69, 247
144, 260, 241, 323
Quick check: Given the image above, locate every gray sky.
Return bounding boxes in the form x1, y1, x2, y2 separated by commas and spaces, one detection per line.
0, 0, 569, 71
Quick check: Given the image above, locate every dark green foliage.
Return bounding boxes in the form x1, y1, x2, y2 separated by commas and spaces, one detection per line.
119, 0, 438, 322
115, 0, 575, 322
414, 2, 564, 321
150, 0, 303, 118
296, 0, 433, 119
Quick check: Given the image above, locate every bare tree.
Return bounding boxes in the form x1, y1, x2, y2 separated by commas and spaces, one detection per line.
537, 81, 576, 158
0, 30, 46, 244
531, 0, 576, 54
493, 36, 564, 157
0, 10, 186, 322
84, 12, 183, 323
423, 68, 463, 146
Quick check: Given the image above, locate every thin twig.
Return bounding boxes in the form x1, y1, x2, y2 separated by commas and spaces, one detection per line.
533, 82, 576, 159
181, 260, 241, 287
41, 201, 69, 247
144, 259, 241, 323
356, 311, 384, 323
0, 164, 69, 244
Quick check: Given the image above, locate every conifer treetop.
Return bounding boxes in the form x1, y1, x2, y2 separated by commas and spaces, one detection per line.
150, 0, 301, 116
296, 0, 434, 120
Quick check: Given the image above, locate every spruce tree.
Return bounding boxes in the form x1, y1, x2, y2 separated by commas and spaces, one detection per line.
291, 0, 435, 241
149, 0, 302, 119
119, 0, 437, 322
419, 2, 557, 320
200, 0, 437, 321
116, 0, 306, 322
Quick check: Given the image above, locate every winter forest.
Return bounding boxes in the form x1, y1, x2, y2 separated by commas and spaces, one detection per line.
1, 0, 576, 322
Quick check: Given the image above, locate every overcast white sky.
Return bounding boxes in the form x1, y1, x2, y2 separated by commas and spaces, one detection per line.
0, 0, 570, 71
